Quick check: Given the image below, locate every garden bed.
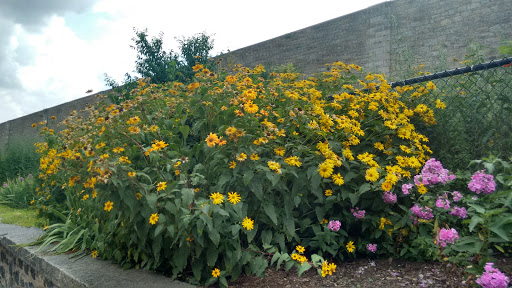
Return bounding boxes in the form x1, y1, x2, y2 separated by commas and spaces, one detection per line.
229, 258, 512, 288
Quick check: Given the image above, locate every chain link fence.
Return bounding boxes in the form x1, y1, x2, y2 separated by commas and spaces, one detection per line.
392, 58, 512, 170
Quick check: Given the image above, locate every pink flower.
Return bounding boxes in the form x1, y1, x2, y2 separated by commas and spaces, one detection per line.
366, 243, 377, 253
414, 158, 455, 186
402, 183, 414, 195
437, 228, 459, 247
382, 192, 397, 204
476, 263, 510, 288
411, 204, 434, 220
451, 191, 463, 202
468, 170, 496, 194
351, 207, 366, 219
450, 206, 467, 219
328, 220, 341, 232
435, 195, 451, 210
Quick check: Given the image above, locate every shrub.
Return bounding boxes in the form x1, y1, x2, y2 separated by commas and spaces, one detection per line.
33, 62, 442, 286
0, 174, 37, 209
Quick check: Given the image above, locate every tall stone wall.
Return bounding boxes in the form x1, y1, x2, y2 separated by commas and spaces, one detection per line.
1, 0, 511, 156
220, 0, 512, 79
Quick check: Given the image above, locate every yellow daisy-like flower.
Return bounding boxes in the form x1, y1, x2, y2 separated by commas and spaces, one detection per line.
346, 241, 355, 253
374, 142, 384, 150
250, 153, 259, 160
418, 184, 427, 194
284, 156, 302, 167
320, 218, 328, 224
210, 192, 224, 205
229, 161, 236, 169
365, 167, 379, 182
113, 147, 125, 153
135, 192, 142, 200
205, 132, 219, 147
128, 171, 136, 177
31, 123, 37, 128
242, 217, 254, 231
295, 245, 305, 254
324, 189, 333, 196
126, 116, 140, 125
104, 201, 113, 212
151, 140, 169, 151
128, 126, 140, 134
156, 181, 167, 191
381, 181, 392, 192
212, 268, 221, 278
149, 125, 159, 132
91, 250, 98, 259
95, 142, 106, 149
236, 152, 247, 161
149, 213, 159, 225
274, 147, 285, 156
318, 162, 334, 178
332, 173, 344, 185
267, 161, 282, 174
227, 192, 241, 204
244, 100, 259, 114
321, 261, 336, 277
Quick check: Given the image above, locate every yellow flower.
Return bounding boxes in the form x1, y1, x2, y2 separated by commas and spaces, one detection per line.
318, 162, 334, 178
381, 181, 392, 192
332, 173, 344, 185
250, 153, 259, 160
31, 123, 37, 128
149, 125, 159, 132
346, 241, 355, 253
418, 184, 427, 194
229, 161, 236, 169
126, 116, 140, 125
295, 245, 305, 254
128, 126, 140, 134
324, 189, 333, 196
320, 218, 328, 224
82, 194, 89, 200
374, 142, 384, 150
192, 64, 203, 72
104, 201, 113, 212
212, 268, 221, 278
135, 193, 142, 200
242, 217, 254, 230
113, 147, 125, 153
236, 152, 247, 161
156, 182, 167, 191
365, 167, 379, 182
274, 147, 285, 156
321, 261, 336, 277
128, 171, 136, 177
284, 156, 302, 167
228, 192, 241, 204
291, 253, 308, 265
151, 140, 169, 151
267, 161, 282, 174
92, 190, 97, 198
244, 100, 259, 114
91, 250, 98, 258
210, 192, 224, 205
149, 213, 159, 225
205, 132, 219, 147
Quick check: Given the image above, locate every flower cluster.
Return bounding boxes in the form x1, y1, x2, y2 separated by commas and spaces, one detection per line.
414, 158, 455, 186
382, 191, 397, 204
321, 261, 336, 277
366, 243, 377, 253
437, 228, 459, 247
449, 206, 467, 219
351, 207, 365, 219
475, 263, 510, 288
468, 170, 496, 194
327, 220, 341, 232
410, 204, 434, 220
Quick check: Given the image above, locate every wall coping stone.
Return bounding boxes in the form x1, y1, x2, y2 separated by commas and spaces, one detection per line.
0, 223, 195, 288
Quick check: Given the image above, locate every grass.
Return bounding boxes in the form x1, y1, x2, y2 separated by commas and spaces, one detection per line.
0, 204, 39, 227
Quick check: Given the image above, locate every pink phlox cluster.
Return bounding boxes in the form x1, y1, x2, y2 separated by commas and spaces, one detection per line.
366, 243, 377, 253
451, 191, 463, 202
382, 191, 397, 204
437, 228, 459, 247
351, 207, 366, 219
402, 183, 414, 195
327, 220, 341, 232
475, 262, 510, 288
414, 158, 455, 186
435, 193, 451, 210
450, 206, 467, 219
411, 204, 434, 220
468, 170, 496, 194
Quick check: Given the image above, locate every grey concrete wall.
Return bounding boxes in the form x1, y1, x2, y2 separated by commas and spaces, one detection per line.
0, 92, 107, 156
220, 0, 512, 79
1, 0, 511, 157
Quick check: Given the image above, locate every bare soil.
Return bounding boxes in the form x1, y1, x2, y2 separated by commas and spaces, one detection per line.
226, 257, 512, 288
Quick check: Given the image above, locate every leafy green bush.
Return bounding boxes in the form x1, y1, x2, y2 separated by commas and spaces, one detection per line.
0, 174, 37, 209
0, 142, 39, 183
33, 62, 442, 286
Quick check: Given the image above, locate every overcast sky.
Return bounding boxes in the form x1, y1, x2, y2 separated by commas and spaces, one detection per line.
0, 0, 389, 123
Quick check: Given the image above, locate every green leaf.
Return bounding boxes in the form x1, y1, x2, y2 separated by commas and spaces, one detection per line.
468, 203, 486, 214
311, 254, 323, 266
488, 224, 510, 241
264, 203, 278, 225
219, 277, 228, 288
179, 125, 190, 140
243, 170, 255, 186
262, 230, 272, 246
246, 225, 258, 243
207, 246, 219, 266
468, 216, 484, 232
181, 188, 194, 207
349, 193, 360, 206
359, 183, 371, 194
154, 225, 164, 237
451, 236, 482, 254
283, 217, 295, 236
209, 229, 220, 247
297, 262, 312, 276
315, 206, 325, 223
271, 252, 281, 266
248, 180, 263, 201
